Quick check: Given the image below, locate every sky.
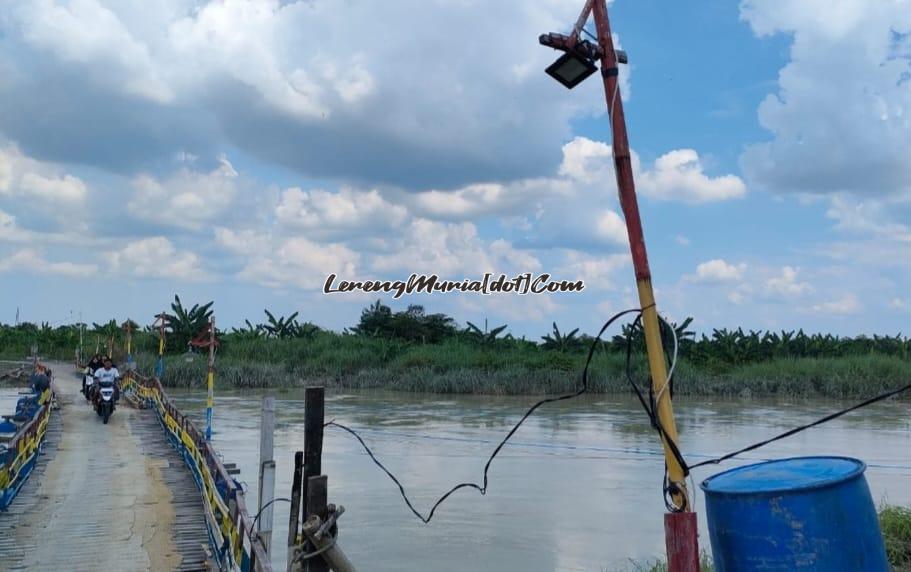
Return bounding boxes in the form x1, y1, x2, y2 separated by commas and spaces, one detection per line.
1, 0, 910, 339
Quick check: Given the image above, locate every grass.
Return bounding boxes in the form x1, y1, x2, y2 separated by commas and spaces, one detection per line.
881, 504, 911, 571
121, 335, 911, 400
625, 551, 714, 572
4, 332, 909, 398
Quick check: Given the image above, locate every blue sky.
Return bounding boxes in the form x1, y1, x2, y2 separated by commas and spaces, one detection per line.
1, 0, 910, 339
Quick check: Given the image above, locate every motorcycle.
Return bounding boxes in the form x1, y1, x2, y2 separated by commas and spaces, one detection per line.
94, 379, 117, 424
82, 367, 94, 400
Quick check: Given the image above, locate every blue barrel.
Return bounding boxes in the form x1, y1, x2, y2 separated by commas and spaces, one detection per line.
700, 456, 889, 571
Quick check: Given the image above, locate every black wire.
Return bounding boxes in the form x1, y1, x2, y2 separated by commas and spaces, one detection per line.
689, 381, 911, 470
622, 314, 691, 512
325, 306, 911, 520
325, 307, 643, 524
249, 497, 292, 538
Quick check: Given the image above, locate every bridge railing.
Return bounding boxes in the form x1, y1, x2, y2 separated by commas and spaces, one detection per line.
123, 373, 272, 572
0, 386, 53, 509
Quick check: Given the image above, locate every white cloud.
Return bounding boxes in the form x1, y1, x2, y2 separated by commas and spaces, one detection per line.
109, 237, 203, 280
739, 1, 911, 197
127, 156, 238, 230
558, 137, 624, 184
557, 251, 628, 290
275, 186, 407, 238
690, 259, 747, 283
0, 248, 96, 277
809, 294, 861, 315
13, 0, 173, 103
595, 210, 629, 245
0, 209, 28, 242
409, 181, 554, 221
826, 195, 911, 241
675, 235, 691, 246
638, 149, 746, 203
216, 227, 359, 290
2, 0, 617, 190
371, 219, 541, 277
764, 266, 812, 298
0, 145, 89, 203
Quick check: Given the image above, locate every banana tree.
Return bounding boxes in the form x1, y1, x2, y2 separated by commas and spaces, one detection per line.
165, 295, 214, 352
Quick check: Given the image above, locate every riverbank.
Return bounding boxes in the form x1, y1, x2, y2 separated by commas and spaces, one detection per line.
128, 349, 911, 399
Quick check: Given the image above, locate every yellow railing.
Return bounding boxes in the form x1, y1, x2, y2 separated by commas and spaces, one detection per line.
122, 373, 271, 572
0, 387, 53, 505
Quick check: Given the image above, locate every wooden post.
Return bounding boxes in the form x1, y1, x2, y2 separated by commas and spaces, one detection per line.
259, 460, 276, 555
258, 396, 276, 554
665, 512, 700, 572
304, 475, 330, 572
302, 387, 325, 522
205, 317, 215, 441
287, 451, 304, 572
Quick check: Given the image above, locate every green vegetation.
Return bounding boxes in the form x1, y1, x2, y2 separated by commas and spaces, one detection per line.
625, 551, 713, 572
2, 298, 910, 397
881, 504, 911, 571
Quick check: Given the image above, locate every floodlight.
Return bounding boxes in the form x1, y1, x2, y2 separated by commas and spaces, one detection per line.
545, 51, 598, 89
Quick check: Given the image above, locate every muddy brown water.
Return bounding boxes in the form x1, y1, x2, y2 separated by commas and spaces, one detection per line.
4, 386, 909, 571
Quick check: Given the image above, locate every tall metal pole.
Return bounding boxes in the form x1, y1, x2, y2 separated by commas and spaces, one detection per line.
589, 1, 698, 569
205, 317, 215, 441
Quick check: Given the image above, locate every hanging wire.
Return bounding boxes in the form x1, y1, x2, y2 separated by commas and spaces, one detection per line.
325, 308, 643, 523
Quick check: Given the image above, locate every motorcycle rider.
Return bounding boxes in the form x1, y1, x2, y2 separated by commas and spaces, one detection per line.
92, 357, 121, 404
83, 354, 104, 395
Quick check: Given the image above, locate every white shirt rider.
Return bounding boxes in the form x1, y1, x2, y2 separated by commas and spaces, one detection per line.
94, 364, 120, 384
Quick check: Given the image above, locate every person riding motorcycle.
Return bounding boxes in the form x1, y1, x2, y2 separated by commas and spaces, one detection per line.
92, 358, 121, 404
83, 354, 104, 396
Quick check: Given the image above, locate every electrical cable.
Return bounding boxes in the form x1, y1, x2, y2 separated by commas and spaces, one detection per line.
326, 305, 911, 520
324, 307, 643, 524
688, 381, 911, 470
249, 497, 291, 539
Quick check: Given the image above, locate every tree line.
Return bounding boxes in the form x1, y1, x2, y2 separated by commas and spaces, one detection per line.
3, 296, 910, 367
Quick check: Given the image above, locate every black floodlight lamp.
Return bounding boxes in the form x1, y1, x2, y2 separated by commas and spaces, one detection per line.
545, 51, 597, 89
539, 32, 627, 89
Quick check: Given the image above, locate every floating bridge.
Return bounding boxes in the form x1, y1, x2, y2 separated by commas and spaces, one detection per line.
0, 361, 272, 572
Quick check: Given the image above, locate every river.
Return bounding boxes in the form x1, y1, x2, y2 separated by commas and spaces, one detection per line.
3, 384, 909, 571
167, 389, 910, 572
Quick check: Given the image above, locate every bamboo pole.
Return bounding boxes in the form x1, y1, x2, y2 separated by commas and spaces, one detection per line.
589, 1, 698, 569
299, 511, 357, 572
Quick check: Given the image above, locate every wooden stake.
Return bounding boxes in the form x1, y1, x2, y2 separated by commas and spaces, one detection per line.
259, 460, 276, 555
302, 387, 324, 521
304, 475, 330, 572
665, 512, 699, 572
258, 396, 276, 554
301, 512, 357, 572
287, 451, 304, 572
